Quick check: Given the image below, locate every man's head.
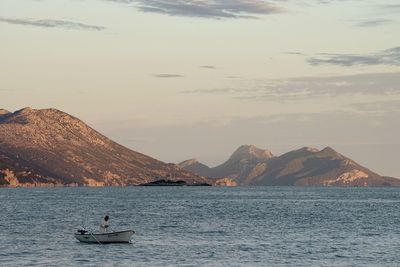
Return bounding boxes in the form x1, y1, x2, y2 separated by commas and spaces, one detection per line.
104, 215, 109, 221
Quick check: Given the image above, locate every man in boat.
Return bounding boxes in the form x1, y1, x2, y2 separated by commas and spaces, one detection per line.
100, 215, 110, 233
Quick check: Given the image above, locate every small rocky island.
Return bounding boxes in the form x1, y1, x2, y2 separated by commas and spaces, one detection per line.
138, 179, 211, 186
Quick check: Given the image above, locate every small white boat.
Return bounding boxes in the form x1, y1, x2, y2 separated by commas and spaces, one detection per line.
75, 229, 135, 244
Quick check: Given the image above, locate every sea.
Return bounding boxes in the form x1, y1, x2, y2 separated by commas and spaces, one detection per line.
1, 187, 400, 267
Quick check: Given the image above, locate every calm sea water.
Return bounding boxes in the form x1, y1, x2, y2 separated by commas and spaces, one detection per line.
1, 187, 400, 266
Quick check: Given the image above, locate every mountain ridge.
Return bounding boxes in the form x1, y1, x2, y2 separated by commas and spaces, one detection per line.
179, 145, 274, 185
179, 145, 400, 187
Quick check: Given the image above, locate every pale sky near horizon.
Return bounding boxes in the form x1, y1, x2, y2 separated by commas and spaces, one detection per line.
1, 0, 400, 176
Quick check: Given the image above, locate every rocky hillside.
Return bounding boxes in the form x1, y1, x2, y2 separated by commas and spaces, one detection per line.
179, 145, 400, 187
0, 107, 210, 187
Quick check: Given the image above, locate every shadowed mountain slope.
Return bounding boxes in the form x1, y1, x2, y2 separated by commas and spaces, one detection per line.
0, 107, 209, 187
0, 109, 10, 116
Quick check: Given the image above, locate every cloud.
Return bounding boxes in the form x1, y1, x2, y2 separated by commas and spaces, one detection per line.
181, 87, 241, 94
200, 65, 216, 69
153, 73, 184, 78
355, 19, 394, 27
282, 51, 306, 56
108, 0, 281, 19
0, 17, 105, 31
350, 99, 400, 115
381, 4, 400, 13
307, 47, 400, 67
181, 72, 400, 101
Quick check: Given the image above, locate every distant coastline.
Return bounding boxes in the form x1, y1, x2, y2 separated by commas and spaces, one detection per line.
1, 108, 399, 188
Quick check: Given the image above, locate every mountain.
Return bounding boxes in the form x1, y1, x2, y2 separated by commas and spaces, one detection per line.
179, 145, 400, 187
179, 145, 274, 185
178, 159, 212, 176
0, 107, 210, 187
250, 146, 400, 186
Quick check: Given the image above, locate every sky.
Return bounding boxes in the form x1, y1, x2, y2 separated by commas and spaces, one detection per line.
1, 0, 400, 177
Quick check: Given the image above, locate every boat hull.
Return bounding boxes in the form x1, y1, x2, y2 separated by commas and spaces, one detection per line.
75, 230, 135, 244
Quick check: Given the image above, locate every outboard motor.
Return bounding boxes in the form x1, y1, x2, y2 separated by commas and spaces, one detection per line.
77, 229, 88, 235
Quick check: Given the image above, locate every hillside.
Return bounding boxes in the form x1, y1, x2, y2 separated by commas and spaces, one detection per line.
0, 107, 209, 187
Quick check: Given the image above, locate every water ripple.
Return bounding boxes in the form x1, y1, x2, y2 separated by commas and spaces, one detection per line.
0, 187, 400, 266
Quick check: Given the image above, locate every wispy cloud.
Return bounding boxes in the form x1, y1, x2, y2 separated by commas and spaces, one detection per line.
308, 47, 400, 67
107, 0, 281, 19
181, 72, 400, 101
200, 65, 216, 69
282, 51, 306, 56
380, 4, 400, 13
355, 19, 394, 27
104, 0, 398, 22
350, 100, 400, 115
181, 87, 242, 94
0, 17, 105, 31
153, 73, 184, 78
